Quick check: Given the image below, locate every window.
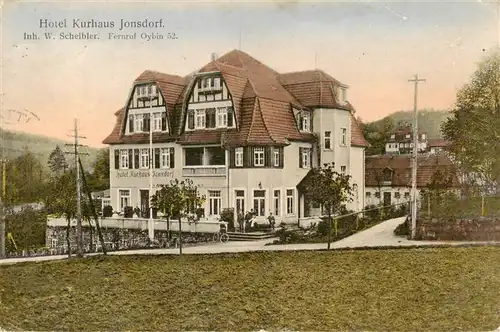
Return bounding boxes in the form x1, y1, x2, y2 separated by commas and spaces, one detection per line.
140, 149, 149, 169
134, 114, 144, 132
206, 147, 225, 165
395, 192, 401, 199
217, 107, 227, 127
341, 87, 347, 102
160, 148, 170, 169
253, 190, 266, 217
208, 190, 221, 216
120, 150, 129, 169
286, 189, 294, 214
273, 149, 280, 167
206, 108, 216, 128
187, 109, 195, 130
214, 77, 221, 88
254, 147, 265, 167
391, 134, 395, 139
185, 147, 204, 166
324, 131, 332, 150
153, 112, 162, 132
301, 148, 311, 168
227, 107, 234, 127
274, 190, 280, 216
195, 109, 206, 129
300, 112, 310, 131
235, 190, 245, 215
366, 192, 371, 197
299, 147, 311, 168
340, 128, 347, 146
421, 134, 426, 140
375, 192, 380, 198
341, 166, 346, 174
119, 189, 130, 212
404, 192, 410, 198
406, 134, 410, 139
128, 114, 135, 133
235, 147, 243, 167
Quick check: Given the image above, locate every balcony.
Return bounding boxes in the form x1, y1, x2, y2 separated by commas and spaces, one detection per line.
182, 166, 226, 177
198, 86, 223, 95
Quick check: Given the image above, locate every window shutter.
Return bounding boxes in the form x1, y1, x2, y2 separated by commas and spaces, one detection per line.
299, 147, 303, 168
197, 79, 201, 89
227, 107, 234, 127
134, 149, 139, 169
229, 148, 235, 168
265, 147, 271, 167
154, 148, 160, 168
129, 115, 134, 133
114, 149, 120, 169
128, 149, 133, 169
170, 148, 175, 168
187, 110, 195, 129
161, 112, 167, 131
243, 147, 251, 167
279, 147, 284, 168
310, 149, 314, 168
144, 114, 150, 132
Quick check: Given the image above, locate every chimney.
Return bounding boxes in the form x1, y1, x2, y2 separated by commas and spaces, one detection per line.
211, 53, 218, 62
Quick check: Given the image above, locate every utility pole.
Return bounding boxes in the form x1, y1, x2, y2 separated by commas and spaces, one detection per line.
65, 119, 88, 257
408, 74, 426, 239
148, 90, 155, 242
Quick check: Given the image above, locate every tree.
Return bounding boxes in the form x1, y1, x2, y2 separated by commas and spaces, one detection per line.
360, 117, 394, 155
441, 50, 500, 195
47, 145, 68, 175
151, 178, 205, 254
4, 150, 45, 205
304, 162, 355, 249
43, 168, 89, 258
86, 148, 110, 192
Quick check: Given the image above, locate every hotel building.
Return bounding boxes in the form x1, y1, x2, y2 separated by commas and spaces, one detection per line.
103, 50, 370, 224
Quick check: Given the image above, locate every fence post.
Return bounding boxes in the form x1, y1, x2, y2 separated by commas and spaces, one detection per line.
427, 192, 430, 218
481, 195, 485, 217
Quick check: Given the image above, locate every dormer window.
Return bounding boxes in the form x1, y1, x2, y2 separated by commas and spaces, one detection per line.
383, 168, 393, 182
299, 112, 310, 132
341, 87, 347, 102
217, 107, 227, 127
422, 134, 426, 140
391, 134, 395, 140
406, 134, 410, 139
134, 114, 144, 132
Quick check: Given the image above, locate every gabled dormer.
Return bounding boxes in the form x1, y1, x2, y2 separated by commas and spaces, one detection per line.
125, 82, 170, 135
337, 85, 348, 106
184, 73, 236, 131
293, 107, 312, 133
382, 167, 394, 185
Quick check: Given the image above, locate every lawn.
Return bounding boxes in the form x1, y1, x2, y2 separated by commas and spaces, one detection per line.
1, 247, 500, 331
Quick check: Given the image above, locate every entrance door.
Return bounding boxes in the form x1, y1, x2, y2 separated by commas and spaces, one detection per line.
140, 190, 150, 218
383, 192, 392, 207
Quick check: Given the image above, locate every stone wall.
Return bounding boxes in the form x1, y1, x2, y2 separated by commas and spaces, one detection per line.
415, 217, 500, 241
45, 225, 215, 254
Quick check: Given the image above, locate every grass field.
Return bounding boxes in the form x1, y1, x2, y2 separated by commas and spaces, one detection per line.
1, 247, 500, 331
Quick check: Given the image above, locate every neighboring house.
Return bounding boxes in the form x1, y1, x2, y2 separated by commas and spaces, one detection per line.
385, 126, 428, 155
102, 49, 370, 225
365, 153, 460, 207
427, 138, 451, 154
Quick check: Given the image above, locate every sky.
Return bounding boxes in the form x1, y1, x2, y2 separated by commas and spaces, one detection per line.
1, 0, 499, 147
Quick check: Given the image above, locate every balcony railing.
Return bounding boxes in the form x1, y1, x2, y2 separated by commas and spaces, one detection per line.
198, 86, 223, 95
182, 165, 226, 177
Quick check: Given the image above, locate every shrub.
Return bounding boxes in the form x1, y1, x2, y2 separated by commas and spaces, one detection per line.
394, 220, 409, 236
365, 204, 380, 221
103, 205, 113, 218
196, 207, 205, 219
124, 206, 134, 218
220, 208, 235, 231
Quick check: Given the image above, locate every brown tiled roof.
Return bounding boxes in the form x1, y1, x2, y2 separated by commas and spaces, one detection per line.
278, 70, 354, 111
177, 129, 238, 145
388, 126, 425, 142
428, 138, 451, 147
350, 114, 370, 148
365, 153, 460, 188
103, 50, 368, 148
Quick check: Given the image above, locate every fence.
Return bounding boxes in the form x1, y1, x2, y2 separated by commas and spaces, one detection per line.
420, 193, 500, 219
